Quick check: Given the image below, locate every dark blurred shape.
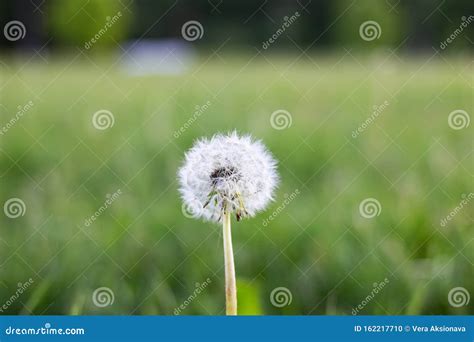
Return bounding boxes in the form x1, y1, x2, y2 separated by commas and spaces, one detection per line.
0, 0, 473, 52
0, 0, 44, 50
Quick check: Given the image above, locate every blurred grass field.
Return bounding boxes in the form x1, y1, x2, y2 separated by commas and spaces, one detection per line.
0, 51, 472, 315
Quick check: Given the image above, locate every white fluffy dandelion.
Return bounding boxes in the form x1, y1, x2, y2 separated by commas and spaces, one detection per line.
178, 131, 279, 314
178, 131, 278, 222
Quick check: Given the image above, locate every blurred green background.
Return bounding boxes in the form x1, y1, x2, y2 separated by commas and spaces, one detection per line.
0, 0, 473, 315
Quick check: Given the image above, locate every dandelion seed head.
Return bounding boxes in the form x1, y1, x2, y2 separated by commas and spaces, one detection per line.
178, 131, 279, 222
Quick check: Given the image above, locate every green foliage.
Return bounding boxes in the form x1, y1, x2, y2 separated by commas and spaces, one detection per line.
237, 280, 263, 315
332, 0, 403, 47
48, 0, 131, 48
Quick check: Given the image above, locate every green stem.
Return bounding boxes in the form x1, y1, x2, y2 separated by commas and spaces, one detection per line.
223, 211, 237, 315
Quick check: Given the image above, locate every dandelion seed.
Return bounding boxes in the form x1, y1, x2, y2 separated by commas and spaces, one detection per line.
178, 131, 279, 315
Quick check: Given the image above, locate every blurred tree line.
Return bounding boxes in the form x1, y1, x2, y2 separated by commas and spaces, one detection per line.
0, 0, 473, 51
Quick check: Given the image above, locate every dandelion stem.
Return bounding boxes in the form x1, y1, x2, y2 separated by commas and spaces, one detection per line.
223, 211, 237, 315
